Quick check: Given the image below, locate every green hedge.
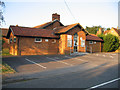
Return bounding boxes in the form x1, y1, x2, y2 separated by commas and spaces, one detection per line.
98, 34, 119, 52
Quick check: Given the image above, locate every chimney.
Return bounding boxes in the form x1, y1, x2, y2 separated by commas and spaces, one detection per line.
16, 24, 18, 26
52, 13, 60, 21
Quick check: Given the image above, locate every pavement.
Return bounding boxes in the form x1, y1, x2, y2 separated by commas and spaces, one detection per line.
2, 52, 120, 88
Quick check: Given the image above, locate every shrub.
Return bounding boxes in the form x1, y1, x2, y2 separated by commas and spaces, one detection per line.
103, 34, 119, 52
97, 34, 105, 40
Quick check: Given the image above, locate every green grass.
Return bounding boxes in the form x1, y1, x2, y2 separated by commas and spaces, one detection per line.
1, 62, 16, 74
2, 48, 12, 56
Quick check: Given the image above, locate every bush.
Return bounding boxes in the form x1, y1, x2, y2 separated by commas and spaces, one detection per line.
103, 34, 119, 52
97, 34, 105, 40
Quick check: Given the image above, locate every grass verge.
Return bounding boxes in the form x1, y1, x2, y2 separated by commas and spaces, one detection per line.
2, 48, 12, 56
1, 62, 16, 74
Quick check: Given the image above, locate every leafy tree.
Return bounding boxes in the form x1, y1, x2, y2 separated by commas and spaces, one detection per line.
97, 34, 105, 40
106, 28, 110, 30
103, 34, 119, 52
0, 1, 5, 25
85, 26, 104, 34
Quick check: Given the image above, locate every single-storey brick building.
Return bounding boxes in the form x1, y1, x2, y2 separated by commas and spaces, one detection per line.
1, 28, 9, 49
6, 13, 103, 55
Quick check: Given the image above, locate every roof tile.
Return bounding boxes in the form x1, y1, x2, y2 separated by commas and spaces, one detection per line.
86, 35, 103, 41
10, 26, 59, 38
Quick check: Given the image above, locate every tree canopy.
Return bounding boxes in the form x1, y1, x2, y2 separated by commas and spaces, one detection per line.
85, 26, 104, 34
98, 34, 119, 52
0, 1, 5, 25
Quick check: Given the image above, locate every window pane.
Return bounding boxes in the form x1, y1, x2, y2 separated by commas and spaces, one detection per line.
67, 35, 72, 47
81, 40, 85, 47
35, 38, 42, 42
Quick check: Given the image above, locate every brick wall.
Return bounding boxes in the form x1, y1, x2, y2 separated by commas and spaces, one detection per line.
2, 37, 9, 49
59, 26, 86, 54
18, 37, 59, 55
9, 32, 18, 55
86, 41, 101, 52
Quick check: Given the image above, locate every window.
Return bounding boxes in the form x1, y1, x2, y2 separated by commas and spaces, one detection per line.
35, 38, 42, 42
8, 39, 9, 44
94, 41, 96, 44
67, 35, 72, 47
10, 38, 12, 43
52, 39, 56, 43
89, 41, 93, 44
81, 40, 85, 47
14, 37, 16, 42
45, 39, 49, 42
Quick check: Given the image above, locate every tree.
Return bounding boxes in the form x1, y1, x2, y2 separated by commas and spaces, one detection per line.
85, 26, 104, 34
106, 28, 110, 30
103, 34, 119, 52
97, 34, 105, 40
0, 1, 5, 25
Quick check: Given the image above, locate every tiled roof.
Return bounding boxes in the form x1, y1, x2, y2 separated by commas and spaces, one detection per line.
113, 28, 120, 36
34, 21, 52, 28
34, 20, 64, 29
86, 35, 103, 41
1, 28, 9, 37
54, 23, 89, 34
8, 26, 59, 38
54, 23, 78, 34
104, 30, 109, 34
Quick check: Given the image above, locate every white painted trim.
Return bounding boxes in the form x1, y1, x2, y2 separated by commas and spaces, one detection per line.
10, 27, 15, 36
89, 41, 93, 44
35, 38, 42, 42
45, 39, 49, 42
52, 39, 56, 43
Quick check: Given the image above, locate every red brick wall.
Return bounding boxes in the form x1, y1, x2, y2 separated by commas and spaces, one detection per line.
2, 37, 9, 49
59, 26, 86, 54
18, 37, 59, 55
9, 32, 18, 55
86, 41, 101, 52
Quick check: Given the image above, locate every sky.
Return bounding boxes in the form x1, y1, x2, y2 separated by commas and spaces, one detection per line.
1, 0, 119, 29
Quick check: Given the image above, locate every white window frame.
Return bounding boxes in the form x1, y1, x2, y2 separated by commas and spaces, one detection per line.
35, 38, 42, 42
14, 37, 16, 42
8, 39, 9, 44
81, 40, 85, 47
45, 39, 49, 42
52, 39, 56, 43
89, 41, 93, 44
67, 35, 72, 47
94, 41, 96, 44
10, 38, 12, 43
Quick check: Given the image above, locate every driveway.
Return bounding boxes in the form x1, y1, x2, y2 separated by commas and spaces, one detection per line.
2, 53, 119, 88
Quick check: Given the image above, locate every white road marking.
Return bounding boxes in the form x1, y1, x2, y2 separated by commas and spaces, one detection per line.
105, 53, 117, 55
96, 54, 98, 56
25, 58, 46, 69
54, 57, 60, 59
103, 55, 105, 57
64, 56, 86, 61
110, 56, 114, 58
86, 78, 120, 90
111, 54, 117, 55
46, 57, 73, 66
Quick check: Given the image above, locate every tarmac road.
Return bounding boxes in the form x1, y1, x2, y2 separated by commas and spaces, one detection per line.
2, 53, 119, 88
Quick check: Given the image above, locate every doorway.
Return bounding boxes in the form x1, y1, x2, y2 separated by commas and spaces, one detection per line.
74, 33, 78, 52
